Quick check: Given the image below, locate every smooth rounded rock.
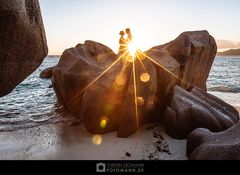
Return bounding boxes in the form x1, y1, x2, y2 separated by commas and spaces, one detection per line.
0, 0, 48, 96
40, 67, 55, 78
164, 86, 239, 139
187, 123, 240, 160
146, 31, 217, 117
52, 40, 157, 137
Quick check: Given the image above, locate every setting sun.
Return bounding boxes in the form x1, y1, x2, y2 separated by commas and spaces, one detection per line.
128, 41, 138, 57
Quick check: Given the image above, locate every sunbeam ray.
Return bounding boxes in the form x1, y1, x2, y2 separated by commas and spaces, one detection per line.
138, 51, 187, 86
118, 47, 128, 52
132, 56, 139, 129
136, 51, 147, 73
70, 51, 129, 105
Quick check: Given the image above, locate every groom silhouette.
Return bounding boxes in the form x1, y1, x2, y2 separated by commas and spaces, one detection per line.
126, 28, 132, 43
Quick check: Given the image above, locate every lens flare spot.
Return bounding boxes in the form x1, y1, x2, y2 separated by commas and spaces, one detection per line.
104, 104, 114, 116
92, 135, 102, 145
140, 73, 150, 83
97, 54, 106, 64
115, 73, 127, 86
100, 118, 108, 129
147, 95, 156, 110
137, 51, 145, 61
113, 82, 125, 91
127, 55, 136, 63
80, 70, 90, 77
147, 102, 154, 110
137, 97, 145, 106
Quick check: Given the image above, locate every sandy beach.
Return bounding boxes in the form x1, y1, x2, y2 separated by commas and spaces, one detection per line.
0, 106, 238, 160
0, 120, 187, 160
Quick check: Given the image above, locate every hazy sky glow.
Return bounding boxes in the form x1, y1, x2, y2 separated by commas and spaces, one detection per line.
40, 0, 240, 55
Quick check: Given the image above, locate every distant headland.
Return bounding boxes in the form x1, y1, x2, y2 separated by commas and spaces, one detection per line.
217, 48, 240, 56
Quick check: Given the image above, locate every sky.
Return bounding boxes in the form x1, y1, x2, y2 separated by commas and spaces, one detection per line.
39, 0, 240, 55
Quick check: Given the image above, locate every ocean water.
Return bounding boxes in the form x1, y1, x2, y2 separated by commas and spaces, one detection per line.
0, 56, 73, 131
0, 56, 239, 131
207, 56, 240, 107
207, 57, 240, 93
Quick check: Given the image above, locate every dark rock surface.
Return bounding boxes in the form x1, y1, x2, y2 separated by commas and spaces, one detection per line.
52, 40, 157, 136
52, 40, 121, 134
164, 86, 239, 139
187, 123, 240, 160
146, 31, 217, 116
40, 67, 55, 78
0, 0, 48, 96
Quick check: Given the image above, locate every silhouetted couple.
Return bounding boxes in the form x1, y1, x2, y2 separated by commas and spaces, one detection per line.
118, 28, 133, 55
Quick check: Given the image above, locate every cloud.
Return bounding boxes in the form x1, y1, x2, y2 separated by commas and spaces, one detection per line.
216, 40, 240, 49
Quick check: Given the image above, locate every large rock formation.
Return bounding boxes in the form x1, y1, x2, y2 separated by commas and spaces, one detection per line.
52, 31, 237, 138
164, 86, 239, 139
40, 67, 55, 79
146, 30, 217, 116
52, 40, 157, 137
187, 123, 240, 160
0, 0, 48, 96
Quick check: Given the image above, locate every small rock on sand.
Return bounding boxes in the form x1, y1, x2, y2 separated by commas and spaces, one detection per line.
125, 152, 131, 157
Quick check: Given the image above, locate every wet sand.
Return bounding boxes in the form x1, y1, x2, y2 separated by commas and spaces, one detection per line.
0, 107, 239, 160
0, 121, 187, 160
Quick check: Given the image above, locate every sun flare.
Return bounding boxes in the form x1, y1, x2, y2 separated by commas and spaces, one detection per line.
73, 29, 186, 133
128, 41, 139, 57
